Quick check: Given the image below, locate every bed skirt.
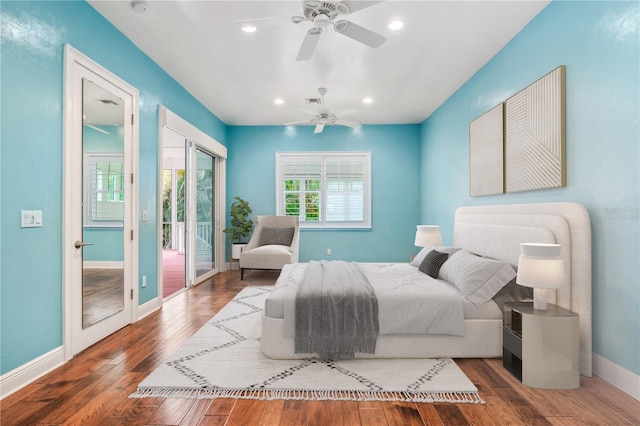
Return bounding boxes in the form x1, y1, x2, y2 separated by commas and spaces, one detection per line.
261, 313, 503, 360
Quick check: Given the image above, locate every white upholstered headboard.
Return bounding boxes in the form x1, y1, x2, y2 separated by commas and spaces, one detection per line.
453, 202, 592, 376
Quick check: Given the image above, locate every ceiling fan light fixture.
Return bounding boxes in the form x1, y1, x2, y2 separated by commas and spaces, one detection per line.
334, 20, 348, 33
336, 2, 350, 15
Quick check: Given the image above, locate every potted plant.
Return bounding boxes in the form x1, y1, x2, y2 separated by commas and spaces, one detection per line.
223, 196, 253, 259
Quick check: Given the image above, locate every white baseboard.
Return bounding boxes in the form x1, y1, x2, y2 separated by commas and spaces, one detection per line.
593, 353, 640, 401
0, 346, 65, 399
137, 296, 161, 320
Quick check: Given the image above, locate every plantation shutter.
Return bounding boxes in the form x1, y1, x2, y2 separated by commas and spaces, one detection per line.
325, 158, 365, 222
281, 158, 321, 222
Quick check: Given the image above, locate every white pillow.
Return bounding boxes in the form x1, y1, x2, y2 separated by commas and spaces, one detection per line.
438, 250, 516, 307
411, 245, 461, 267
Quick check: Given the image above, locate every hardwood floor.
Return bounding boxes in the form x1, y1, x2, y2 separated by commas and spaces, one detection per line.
2, 270, 638, 425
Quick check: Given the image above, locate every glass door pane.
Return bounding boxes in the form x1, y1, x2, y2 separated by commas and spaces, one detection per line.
195, 148, 215, 277
161, 127, 187, 298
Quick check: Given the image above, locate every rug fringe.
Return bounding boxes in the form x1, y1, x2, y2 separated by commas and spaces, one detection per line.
129, 387, 485, 404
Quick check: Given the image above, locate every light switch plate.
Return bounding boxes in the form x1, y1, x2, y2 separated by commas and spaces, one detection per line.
21, 210, 43, 228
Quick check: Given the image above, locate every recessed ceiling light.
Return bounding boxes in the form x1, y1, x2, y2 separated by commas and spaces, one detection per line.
363, 97, 373, 104
274, 98, 284, 105
388, 20, 404, 30
131, 0, 148, 14
241, 24, 257, 33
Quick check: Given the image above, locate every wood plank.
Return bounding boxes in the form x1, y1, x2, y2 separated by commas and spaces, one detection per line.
262, 399, 285, 425
206, 397, 236, 416
579, 374, 640, 424
61, 371, 149, 425
457, 400, 500, 426
477, 394, 538, 425
279, 399, 309, 426
433, 403, 470, 425
493, 387, 552, 425
180, 399, 214, 425
414, 402, 443, 425
118, 404, 160, 426
381, 401, 424, 425
199, 415, 229, 426
146, 397, 196, 425
307, 400, 360, 426
226, 398, 267, 425
359, 407, 389, 426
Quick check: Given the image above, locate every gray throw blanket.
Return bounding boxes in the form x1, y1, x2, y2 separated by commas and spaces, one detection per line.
295, 260, 379, 360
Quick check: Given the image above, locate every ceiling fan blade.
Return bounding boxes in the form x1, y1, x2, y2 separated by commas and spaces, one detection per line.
236, 16, 291, 31
297, 28, 322, 61
336, 107, 357, 117
335, 119, 361, 128
336, 1, 385, 15
333, 20, 386, 48
284, 119, 315, 126
314, 123, 325, 133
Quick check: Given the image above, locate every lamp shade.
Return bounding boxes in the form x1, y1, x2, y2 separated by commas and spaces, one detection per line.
516, 243, 565, 289
414, 225, 442, 247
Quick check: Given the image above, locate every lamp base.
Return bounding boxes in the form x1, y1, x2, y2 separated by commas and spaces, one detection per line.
533, 288, 548, 310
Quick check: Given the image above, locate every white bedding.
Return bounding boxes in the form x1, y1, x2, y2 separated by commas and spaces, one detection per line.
265, 262, 500, 338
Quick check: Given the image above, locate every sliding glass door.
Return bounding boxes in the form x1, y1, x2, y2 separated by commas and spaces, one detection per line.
162, 128, 219, 297
195, 148, 215, 278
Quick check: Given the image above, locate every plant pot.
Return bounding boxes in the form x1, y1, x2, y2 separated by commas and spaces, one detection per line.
231, 243, 247, 260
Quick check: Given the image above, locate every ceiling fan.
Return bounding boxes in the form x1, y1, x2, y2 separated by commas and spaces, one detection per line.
238, 0, 386, 61
285, 87, 360, 134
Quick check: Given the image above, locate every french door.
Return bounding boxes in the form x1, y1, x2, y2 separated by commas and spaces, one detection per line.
63, 45, 138, 357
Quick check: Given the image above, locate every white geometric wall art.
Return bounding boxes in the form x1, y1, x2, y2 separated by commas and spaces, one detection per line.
505, 65, 566, 193
469, 103, 504, 197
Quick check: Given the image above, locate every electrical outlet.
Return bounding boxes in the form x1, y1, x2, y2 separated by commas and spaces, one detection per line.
327, 248, 332, 256
142, 276, 147, 287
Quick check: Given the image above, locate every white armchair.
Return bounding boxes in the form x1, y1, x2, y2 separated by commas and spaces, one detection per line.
239, 215, 299, 280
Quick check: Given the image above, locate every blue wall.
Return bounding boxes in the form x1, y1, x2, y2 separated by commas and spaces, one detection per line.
227, 125, 422, 262
420, 0, 639, 375
0, 1, 226, 374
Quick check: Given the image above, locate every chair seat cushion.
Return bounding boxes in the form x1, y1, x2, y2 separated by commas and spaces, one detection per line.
240, 244, 293, 270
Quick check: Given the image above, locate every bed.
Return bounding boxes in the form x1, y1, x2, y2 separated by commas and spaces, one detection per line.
261, 202, 592, 377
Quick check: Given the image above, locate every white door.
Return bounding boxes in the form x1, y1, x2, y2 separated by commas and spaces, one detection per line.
63, 46, 139, 357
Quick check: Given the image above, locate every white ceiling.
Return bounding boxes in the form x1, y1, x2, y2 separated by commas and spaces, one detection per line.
87, 0, 549, 127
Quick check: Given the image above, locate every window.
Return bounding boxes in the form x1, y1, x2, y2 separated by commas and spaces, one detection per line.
276, 152, 371, 229
84, 153, 124, 227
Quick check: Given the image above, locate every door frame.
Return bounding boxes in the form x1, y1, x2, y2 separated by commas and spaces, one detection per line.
62, 45, 139, 360
158, 106, 227, 297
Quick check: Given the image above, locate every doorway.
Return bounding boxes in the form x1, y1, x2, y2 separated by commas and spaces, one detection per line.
159, 107, 226, 299
63, 45, 139, 358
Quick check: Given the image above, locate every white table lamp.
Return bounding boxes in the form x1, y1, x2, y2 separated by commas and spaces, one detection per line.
415, 225, 442, 247
516, 243, 565, 310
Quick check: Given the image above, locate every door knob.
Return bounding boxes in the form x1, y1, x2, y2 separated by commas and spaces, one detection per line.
75, 240, 94, 249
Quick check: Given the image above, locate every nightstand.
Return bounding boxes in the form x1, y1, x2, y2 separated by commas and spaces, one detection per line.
503, 302, 580, 389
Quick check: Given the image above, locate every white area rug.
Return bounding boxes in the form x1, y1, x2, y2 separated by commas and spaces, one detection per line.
131, 286, 484, 403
